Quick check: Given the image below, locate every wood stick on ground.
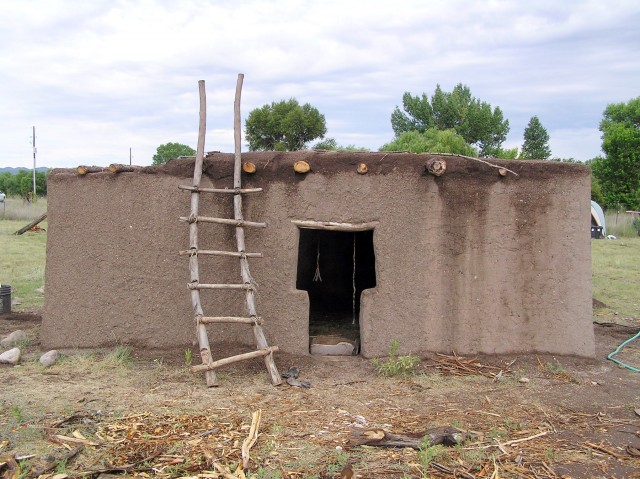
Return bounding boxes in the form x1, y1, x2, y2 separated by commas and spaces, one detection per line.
85, 450, 163, 476
350, 426, 470, 449
431, 462, 475, 479
213, 462, 245, 479
14, 213, 47, 235
26, 445, 83, 478
480, 431, 550, 449
242, 409, 262, 469
584, 441, 622, 459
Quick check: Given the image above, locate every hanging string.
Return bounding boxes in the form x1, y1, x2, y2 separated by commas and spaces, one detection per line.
313, 240, 322, 282
352, 234, 357, 325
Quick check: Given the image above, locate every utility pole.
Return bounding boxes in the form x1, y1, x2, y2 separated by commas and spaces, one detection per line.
129, 147, 132, 165
32, 126, 37, 197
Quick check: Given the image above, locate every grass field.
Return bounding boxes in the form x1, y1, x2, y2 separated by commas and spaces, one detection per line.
0, 219, 47, 311
592, 237, 640, 319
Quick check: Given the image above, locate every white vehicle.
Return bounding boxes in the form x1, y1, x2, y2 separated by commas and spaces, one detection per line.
591, 200, 606, 238
0, 191, 5, 202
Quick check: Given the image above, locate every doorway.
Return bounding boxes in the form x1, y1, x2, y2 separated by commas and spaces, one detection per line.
296, 228, 377, 351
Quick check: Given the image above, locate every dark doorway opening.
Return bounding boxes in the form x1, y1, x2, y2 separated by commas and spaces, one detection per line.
296, 228, 377, 350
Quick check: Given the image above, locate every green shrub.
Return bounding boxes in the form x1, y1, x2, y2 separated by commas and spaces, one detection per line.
371, 339, 419, 377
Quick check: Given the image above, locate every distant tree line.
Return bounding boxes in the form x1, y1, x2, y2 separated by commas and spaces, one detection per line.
589, 97, 640, 210
155, 87, 639, 210
0, 170, 49, 197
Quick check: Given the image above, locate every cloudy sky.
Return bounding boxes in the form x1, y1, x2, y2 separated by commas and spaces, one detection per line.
1, 0, 638, 169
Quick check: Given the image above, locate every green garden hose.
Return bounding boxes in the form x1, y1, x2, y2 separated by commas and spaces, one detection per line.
607, 331, 640, 372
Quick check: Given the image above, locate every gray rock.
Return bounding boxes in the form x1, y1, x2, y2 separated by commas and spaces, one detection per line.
286, 376, 311, 388
1, 330, 27, 348
39, 350, 59, 367
0, 347, 21, 365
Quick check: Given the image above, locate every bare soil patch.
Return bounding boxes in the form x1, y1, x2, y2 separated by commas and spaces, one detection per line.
1, 314, 639, 478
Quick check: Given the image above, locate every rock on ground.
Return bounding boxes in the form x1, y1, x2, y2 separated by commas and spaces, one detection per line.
39, 350, 59, 367
0, 347, 21, 365
1, 329, 27, 348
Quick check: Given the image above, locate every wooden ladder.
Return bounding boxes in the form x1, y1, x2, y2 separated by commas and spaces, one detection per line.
179, 76, 281, 387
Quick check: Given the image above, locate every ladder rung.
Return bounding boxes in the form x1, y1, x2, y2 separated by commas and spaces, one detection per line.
199, 316, 264, 325
179, 249, 263, 258
191, 346, 279, 372
188, 282, 254, 291
180, 216, 266, 228
179, 185, 263, 194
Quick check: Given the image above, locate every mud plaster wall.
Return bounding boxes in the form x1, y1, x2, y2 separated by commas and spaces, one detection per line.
42, 152, 595, 358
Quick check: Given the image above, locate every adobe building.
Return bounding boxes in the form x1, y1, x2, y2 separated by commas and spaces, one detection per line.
42, 151, 595, 358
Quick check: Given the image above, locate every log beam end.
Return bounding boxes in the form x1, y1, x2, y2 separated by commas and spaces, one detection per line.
243, 162, 256, 174
425, 158, 447, 177
294, 160, 311, 174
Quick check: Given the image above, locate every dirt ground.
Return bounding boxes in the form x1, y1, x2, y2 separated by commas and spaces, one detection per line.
1, 312, 639, 479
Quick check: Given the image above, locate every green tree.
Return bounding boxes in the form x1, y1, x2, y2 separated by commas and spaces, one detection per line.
313, 138, 338, 150
591, 97, 640, 209
36, 170, 48, 196
0, 172, 10, 194
0, 170, 49, 197
520, 116, 551, 159
245, 98, 327, 151
391, 84, 509, 156
152, 142, 195, 165
591, 174, 605, 205
551, 157, 579, 163
313, 137, 370, 151
493, 146, 519, 159
379, 128, 478, 156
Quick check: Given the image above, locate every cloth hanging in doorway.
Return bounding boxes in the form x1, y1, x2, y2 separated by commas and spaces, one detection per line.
313, 241, 322, 282
352, 235, 356, 325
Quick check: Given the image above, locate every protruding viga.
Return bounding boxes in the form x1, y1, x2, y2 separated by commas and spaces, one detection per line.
293, 160, 310, 173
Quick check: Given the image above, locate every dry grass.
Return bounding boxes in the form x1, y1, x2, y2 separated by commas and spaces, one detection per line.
604, 209, 640, 238
0, 196, 47, 221
3, 384, 638, 479
2, 325, 639, 478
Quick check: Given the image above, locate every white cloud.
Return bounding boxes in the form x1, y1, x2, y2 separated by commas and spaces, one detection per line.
0, 0, 638, 168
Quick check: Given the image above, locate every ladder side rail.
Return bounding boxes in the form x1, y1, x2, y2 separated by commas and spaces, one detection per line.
189, 80, 217, 387
232, 74, 282, 386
